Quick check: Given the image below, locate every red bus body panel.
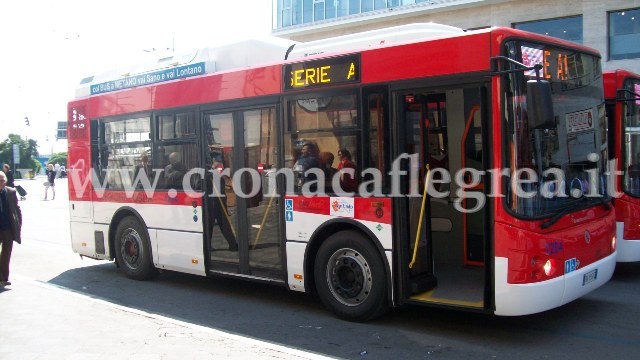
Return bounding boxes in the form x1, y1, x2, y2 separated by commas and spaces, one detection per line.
604, 69, 640, 262
361, 32, 490, 83
84, 66, 282, 118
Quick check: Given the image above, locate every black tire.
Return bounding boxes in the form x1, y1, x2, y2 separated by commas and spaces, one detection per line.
314, 230, 388, 321
114, 216, 157, 280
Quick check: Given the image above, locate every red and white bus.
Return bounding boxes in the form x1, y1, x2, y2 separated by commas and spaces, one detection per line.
604, 69, 640, 262
68, 23, 616, 321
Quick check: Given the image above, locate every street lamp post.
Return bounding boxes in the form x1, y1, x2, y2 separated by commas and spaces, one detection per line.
46, 135, 53, 158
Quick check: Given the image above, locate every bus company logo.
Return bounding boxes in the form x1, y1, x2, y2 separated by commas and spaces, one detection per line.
71, 107, 86, 129
330, 197, 354, 218
584, 230, 591, 244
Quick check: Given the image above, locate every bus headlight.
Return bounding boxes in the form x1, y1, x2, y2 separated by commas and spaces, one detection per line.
612, 235, 616, 252
543, 259, 557, 276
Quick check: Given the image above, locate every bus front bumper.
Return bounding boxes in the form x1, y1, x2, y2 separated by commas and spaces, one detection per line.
494, 251, 616, 316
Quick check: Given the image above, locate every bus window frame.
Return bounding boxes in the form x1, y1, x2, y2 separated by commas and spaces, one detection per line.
152, 108, 200, 191
96, 112, 153, 190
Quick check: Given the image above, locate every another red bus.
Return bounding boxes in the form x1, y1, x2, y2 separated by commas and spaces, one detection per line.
68, 24, 616, 320
604, 69, 640, 262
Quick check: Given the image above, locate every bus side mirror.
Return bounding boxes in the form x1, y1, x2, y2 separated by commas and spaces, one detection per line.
526, 80, 554, 129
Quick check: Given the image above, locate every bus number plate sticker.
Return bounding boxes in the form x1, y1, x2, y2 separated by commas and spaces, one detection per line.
564, 258, 577, 274
582, 269, 598, 286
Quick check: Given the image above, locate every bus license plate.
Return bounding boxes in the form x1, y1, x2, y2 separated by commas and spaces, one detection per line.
582, 269, 598, 286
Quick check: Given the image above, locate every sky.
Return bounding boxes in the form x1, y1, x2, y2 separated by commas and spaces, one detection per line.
0, 0, 274, 154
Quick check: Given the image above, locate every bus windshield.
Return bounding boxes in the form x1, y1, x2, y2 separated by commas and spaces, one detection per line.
502, 40, 608, 219
623, 76, 640, 197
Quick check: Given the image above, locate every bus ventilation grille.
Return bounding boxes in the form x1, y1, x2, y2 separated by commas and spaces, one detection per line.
94, 231, 105, 255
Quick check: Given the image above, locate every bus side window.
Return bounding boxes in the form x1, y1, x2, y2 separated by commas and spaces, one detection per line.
285, 93, 360, 195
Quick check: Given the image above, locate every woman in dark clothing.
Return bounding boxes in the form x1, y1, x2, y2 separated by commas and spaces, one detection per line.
3, 164, 26, 200
3, 165, 14, 188
206, 153, 238, 251
45, 164, 56, 200
337, 149, 358, 192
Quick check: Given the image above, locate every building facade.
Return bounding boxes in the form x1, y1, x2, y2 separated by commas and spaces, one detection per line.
272, 0, 640, 73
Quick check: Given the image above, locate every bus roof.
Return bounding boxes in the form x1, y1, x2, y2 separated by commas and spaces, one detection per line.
75, 36, 298, 98
287, 22, 464, 59
75, 23, 466, 99
75, 23, 601, 101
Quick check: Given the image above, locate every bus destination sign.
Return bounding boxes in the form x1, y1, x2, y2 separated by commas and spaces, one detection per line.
284, 54, 360, 91
90, 62, 207, 95
521, 44, 594, 87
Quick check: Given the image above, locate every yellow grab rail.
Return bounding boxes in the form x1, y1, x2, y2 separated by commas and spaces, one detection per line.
409, 164, 430, 269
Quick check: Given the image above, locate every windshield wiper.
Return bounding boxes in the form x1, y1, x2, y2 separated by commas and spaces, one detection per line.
540, 196, 610, 229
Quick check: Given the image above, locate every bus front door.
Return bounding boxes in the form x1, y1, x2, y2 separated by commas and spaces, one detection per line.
399, 87, 488, 310
203, 106, 284, 281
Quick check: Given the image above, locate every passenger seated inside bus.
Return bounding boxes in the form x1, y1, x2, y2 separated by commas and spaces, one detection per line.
133, 153, 153, 186
337, 149, 357, 192
293, 142, 321, 189
319, 151, 337, 192
164, 152, 185, 189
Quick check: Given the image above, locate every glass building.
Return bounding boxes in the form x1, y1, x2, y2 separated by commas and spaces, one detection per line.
272, 0, 640, 73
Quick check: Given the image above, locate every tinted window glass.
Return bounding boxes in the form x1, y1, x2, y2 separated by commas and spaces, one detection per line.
514, 16, 583, 44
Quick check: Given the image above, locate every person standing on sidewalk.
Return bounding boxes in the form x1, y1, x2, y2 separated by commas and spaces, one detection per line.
3, 164, 15, 187
44, 164, 56, 200
0, 171, 22, 287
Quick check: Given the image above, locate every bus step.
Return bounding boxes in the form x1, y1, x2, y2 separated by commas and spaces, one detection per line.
410, 274, 437, 294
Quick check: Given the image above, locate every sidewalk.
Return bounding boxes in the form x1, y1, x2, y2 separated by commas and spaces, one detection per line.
0, 275, 335, 360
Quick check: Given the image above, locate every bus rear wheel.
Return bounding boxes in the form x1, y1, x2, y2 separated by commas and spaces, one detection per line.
314, 230, 388, 321
114, 216, 157, 280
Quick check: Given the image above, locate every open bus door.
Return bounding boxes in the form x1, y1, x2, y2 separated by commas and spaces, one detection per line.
398, 86, 489, 310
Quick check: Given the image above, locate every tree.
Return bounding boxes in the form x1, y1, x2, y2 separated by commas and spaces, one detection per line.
0, 134, 39, 178
47, 152, 68, 167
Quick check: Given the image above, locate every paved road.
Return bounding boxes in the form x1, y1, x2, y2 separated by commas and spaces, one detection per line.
1, 177, 333, 360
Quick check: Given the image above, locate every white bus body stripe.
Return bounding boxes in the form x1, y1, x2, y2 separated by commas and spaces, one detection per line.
286, 242, 307, 292
286, 211, 392, 249
93, 202, 202, 233
69, 200, 93, 220
156, 229, 206, 276
70, 221, 101, 258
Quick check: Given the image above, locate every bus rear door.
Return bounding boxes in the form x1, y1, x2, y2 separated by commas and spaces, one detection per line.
202, 105, 284, 281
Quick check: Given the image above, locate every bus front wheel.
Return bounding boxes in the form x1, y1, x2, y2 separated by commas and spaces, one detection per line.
314, 230, 388, 321
114, 216, 157, 280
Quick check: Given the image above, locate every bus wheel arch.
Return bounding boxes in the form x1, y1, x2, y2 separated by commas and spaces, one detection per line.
306, 222, 390, 321
109, 208, 157, 280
